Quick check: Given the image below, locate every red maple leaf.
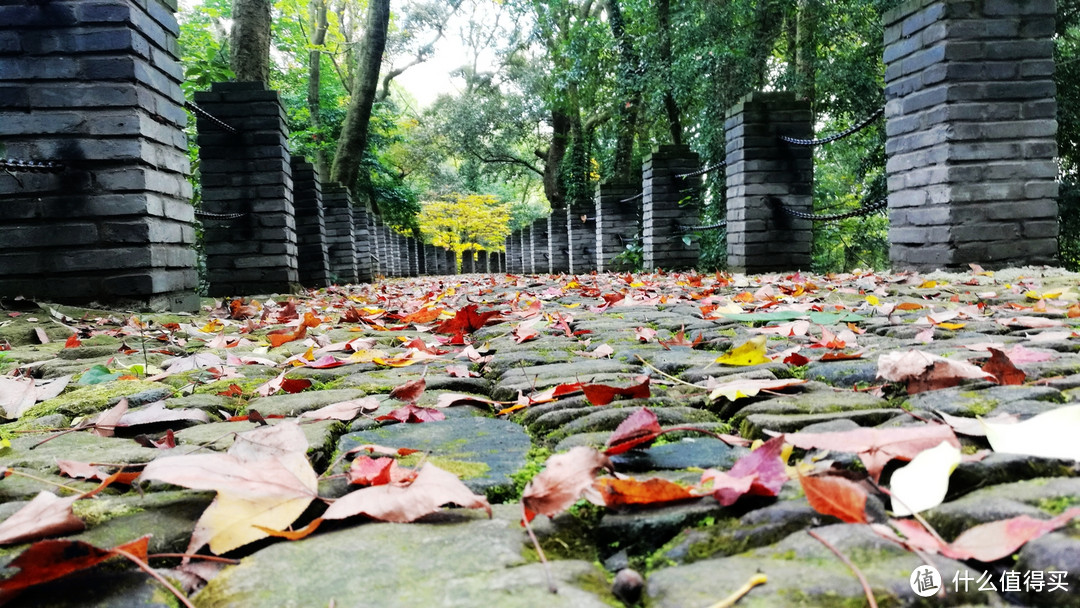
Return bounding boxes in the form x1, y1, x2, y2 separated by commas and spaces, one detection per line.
434, 304, 500, 334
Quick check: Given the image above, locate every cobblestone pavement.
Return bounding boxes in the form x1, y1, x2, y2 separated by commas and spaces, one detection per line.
0, 267, 1079, 607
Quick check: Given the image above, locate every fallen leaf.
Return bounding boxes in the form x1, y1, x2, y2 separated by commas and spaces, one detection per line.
981, 348, 1025, 385
877, 350, 993, 394
800, 473, 868, 523
389, 378, 426, 403
634, 327, 658, 342
943, 508, 1080, 562
595, 477, 694, 507
982, 404, 1080, 461
297, 397, 380, 421
90, 398, 129, 437
434, 304, 500, 334
521, 447, 611, 521
701, 436, 787, 506
784, 424, 960, 481
0, 536, 149, 599
376, 404, 446, 423
0, 492, 84, 546
63, 334, 81, 349
582, 376, 650, 406
347, 456, 411, 486
323, 463, 491, 522
254, 371, 313, 397
604, 407, 663, 455
444, 365, 477, 378
889, 441, 961, 516
707, 377, 806, 401
117, 401, 209, 428
715, 336, 770, 366
580, 343, 615, 359
0, 375, 72, 419
996, 316, 1065, 329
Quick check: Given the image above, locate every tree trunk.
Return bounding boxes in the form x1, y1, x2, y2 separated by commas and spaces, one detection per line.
543, 110, 571, 210
604, 0, 641, 182
795, 0, 818, 109
308, 0, 329, 176
656, 0, 682, 146
330, 0, 391, 189
230, 0, 273, 82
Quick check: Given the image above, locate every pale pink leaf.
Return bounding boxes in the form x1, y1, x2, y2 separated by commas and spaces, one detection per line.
323, 463, 491, 522
0, 492, 84, 545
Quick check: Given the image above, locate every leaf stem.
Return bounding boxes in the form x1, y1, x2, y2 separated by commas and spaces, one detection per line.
807, 528, 878, 608
634, 354, 709, 390
704, 572, 767, 608
147, 553, 241, 564
114, 548, 196, 608
520, 503, 557, 594
5, 469, 87, 494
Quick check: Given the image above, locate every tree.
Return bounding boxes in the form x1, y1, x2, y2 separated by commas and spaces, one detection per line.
417, 194, 512, 270
230, 0, 273, 81
330, 0, 392, 190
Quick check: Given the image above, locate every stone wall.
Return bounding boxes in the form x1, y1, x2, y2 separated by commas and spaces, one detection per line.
0, 0, 198, 310
724, 92, 814, 273
566, 208, 596, 274
290, 157, 330, 288
548, 214, 570, 274
322, 183, 357, 284
884, 0, 1058, 269
595, 182, 641, 272
353, 201, 372, 283
642, 145, 700, 271
531, 219, 550, 275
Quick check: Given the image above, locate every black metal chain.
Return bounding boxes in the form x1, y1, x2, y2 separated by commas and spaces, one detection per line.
678, 219, 727, 233
193, 210, 248, 221
184, 101, 239, 134
619, 192, 643, 204
778, 107, 884, 146
675, 159, 727, 179
0, 158, 64, 173
772, 198, 888, 222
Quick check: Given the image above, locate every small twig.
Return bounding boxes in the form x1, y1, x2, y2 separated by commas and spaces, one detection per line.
704, 572, 768, 608
521, 503, 557, 594
634, 355, 708, 390
147, 553, 240, 564
28, 420, 91, 449
869, 480, 949, 547
114, 548, 196, 608
4, 468, 87, 494
657, 426, 751, 447
807, 529, 877, 608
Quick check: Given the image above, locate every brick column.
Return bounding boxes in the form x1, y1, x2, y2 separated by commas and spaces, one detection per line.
531, 219, 550, 274
498, 251, 506, 273
290, 157, 330, 288
322, 183, 356, 284
353, 201, 372, 283
444, 248, 456, 274
460, 250, 472, 273
724, 92, 813, 273
0, 0, 198, 310
517, 230, 530, 274
422, 244, 437, 274
642, 144, 701, 271
548, 214, 570, 273
884, 0, 1058, 269
505, 234, 517, 273
567, 208, 596, 274
595, 182, 641, 272
197, 82, 299, 295
383, 226, 397, 276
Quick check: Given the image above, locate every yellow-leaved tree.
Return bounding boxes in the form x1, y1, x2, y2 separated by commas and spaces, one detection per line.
417, 193, 511, 271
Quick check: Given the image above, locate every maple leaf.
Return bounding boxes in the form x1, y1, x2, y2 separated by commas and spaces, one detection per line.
444, 365, 478, 378
0, 375, 71, 420
799, 473, 868, 523
0, 492, 84, 546
297, 397, 380, 422
579, 343, 615, 359
511, 322, 541, 343
595, 477, 695, 507
434, 304, 500, 334
389, 378, 427, 403
582, 376, 651, 406
980, 348, 1025, 385
323, 463, 491, 523
658, 326, 702, 349
877, 350, 992, 394
604, 407, 663, 455
137, 422, 318, 555
266, 312, 321, 348
0, 536, 150, 601
376, 404, 445, 423
63, 334, 81, 349
116, 401, 209, 428
634, 327, 658, 342
715, 336, 770, 366
521, 447, 612, 522
254, 371, 313, 397
783, 424, 960, 482
700, 436, 787, 506
706, 377, 806, 401
90, 397, 129, 437
399, 307, 445, 325
347, 456, 414, 486
886, 508, 1080, 563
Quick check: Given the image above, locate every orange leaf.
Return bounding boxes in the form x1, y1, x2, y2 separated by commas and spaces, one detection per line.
981, 348, 1025, 385
799, 473, 868, 524
895, 302, 925, 311
595, 477, 694, 507
254, 518, 323, 541
63, 335, 81, 349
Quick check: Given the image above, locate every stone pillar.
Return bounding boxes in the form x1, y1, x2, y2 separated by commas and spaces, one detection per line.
884, 0, 1058, 269
567, 208, 596, 274
498, 251, 506, 273
367, 212, 380, 277
290, 157, 330, 288
531, 219, 550, 274
595, 182, 641, 272
724, 93, 813, 273
444, 248, 456, 274
0, 0, 198, 310
482, 250, 492, 273
416, 240, 427, 275
423, 244, 438, 274
197, 82, 299, 295
642, 144, 701, 271
384, 226, 397, 276
394, 234, 406, 277
353, 202, 372, 283
544, 215, 567, 274
505, 234, 517, 273
322, 184, 357, 284
460, 250, 472, 273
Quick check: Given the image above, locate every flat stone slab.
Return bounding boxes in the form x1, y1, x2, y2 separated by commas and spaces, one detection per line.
338, 417, 531, 495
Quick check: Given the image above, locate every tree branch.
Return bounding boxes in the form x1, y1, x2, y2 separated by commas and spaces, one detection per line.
465, 147, 544, 176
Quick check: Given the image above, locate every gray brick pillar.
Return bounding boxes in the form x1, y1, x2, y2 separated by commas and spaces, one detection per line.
531, 219, 550, 274
322, 183, 356, 284
353, 201, 372, 283
367, 211, 380, 277
197, 82, 298, 296
595, 182, 641, 272
0, 0, 198, 310
423, 244, 438, 274
396, 233, 408, 277
642, 145, 701, 271
382, 226, 396, 276
516, 230, 529, 274
290, 157, 330, 288
407, 237, 419, 276
444, 248, 456, 274
724, 92, 814, 273
498, 251, 506, 273
459, 250, 472, 273
884, 0, 1058, 269
567, 208, 596, 274
505, 234, 517, 273
548, 214, 570, 273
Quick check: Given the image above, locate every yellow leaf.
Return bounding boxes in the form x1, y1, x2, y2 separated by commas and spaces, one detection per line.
918, 280, 937, 289
715, 336, 770, 366
865, 295, 879, 306
200, 320, 225, 333
936, 322, 966, 330
346, 349, 389, 363
562, 303, 580, 308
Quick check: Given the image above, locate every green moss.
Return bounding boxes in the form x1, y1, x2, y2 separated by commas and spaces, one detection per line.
570, 571, 622, 608
771, 549, 798, 560
23, 380, 173, 418
1037, 495, 1080, 515
963, 398, 998, 416
73, 498, 146, 527
397, 453, 490, 479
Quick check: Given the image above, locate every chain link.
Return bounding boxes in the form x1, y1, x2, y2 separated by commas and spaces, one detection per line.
185, 101, 239, 134
675, 159, 727, 179
0, 158, 64, 173
678, 219, 727, 233
771, 197, 888, 222
778, 107, 884, 146
194, 210, 248, 221
619, 192, 643, 204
